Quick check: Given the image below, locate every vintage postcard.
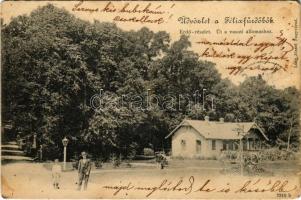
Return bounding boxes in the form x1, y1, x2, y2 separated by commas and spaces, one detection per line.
1, 0, 301, 199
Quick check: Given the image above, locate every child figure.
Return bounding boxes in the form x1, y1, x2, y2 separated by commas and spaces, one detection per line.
52, 159, 62, 189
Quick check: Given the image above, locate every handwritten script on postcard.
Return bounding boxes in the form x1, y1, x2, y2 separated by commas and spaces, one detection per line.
72, 1, 175, 24
102, 176, 298, 198
197, 31, 295, 75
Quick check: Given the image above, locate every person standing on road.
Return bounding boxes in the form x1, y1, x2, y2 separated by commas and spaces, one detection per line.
52, 159, 62, 189
77, 151, 91, 191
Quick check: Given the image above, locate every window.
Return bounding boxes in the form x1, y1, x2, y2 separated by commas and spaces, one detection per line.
223, 141, 227, 150
196, 140, 202, 153
181, 140, 186, 150
243, 140, 247, 150
234, 142, 239, 150
212, 140, 216, 150
251, 139, 255, 149
229, 141, 233, 150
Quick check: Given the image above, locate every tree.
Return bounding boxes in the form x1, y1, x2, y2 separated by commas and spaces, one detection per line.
234, 76, 300, 147
278, 87, 300, 150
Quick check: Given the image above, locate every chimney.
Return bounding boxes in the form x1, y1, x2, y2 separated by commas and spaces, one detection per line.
219, 118, 224, 123
204, 116, 209, 122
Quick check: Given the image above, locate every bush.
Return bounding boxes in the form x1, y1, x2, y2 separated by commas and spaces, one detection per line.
220, 149, 297, 162
41, 144, 62, 161
258, 148, 296, 161
194, 155, 217, 160
125, 160, 132, 168
95, 157, 103, 169
220, 150, 239, 161
128, 142, 138, 160
110, 154, 121, 168
143, 148, 154, 156
71, 159, 79, 170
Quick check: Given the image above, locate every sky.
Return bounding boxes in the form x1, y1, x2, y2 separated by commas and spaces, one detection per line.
1, 1, 300, 89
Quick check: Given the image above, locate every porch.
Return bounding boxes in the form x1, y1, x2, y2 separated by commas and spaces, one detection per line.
221, 138, 267, 151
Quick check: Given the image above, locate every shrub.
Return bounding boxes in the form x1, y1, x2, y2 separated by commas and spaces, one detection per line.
41, 144, 62, 161
220, 150, 239, 161
71, 159, 79, 170
143, 148, 154, 156
128, 142, 138, 160
194, 155, 217, 160
110, 154, 121, 168
125, 160, 132, 168
257, 148, 295, 161
95, 157, 103, 169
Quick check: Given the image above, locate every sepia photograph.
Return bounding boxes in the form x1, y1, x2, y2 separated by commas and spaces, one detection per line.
1, 1, 300, 199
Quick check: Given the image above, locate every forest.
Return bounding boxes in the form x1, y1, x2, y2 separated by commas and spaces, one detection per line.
1, 4, 300, 160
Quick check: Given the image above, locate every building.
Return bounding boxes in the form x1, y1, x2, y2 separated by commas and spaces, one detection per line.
165, 117, 269, 158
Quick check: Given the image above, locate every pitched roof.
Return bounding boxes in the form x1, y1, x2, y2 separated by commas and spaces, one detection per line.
165, 119, 268, 140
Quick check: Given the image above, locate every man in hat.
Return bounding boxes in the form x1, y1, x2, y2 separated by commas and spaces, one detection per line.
77, 151, 92, 191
